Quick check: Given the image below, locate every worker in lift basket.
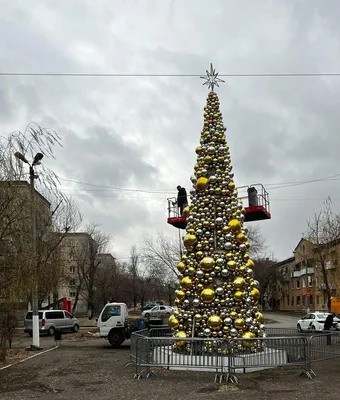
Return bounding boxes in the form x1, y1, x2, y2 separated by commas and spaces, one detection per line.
173, 185, 188, 216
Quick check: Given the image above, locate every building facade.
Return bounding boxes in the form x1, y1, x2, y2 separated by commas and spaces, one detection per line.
271, 238, 340, 312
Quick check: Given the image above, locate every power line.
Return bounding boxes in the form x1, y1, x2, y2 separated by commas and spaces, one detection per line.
1, 72, 340, 78
56, 172, 340, 195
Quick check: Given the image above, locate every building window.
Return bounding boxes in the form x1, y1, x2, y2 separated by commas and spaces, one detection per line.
309, 295, 313, 305
69, 291, 76, 298
297, 296, 301, 305
296, 280, 300, 288
291, 296, 294, 306
307, 276, 313, 287
70, 266, 76, 273
316, 295, 319, 305
69, 279, 76, 287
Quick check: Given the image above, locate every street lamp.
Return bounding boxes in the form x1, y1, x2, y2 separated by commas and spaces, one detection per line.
14, 151, 44, 349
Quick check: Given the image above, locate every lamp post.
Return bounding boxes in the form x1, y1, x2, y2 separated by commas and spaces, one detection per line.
14, 151, 44, 348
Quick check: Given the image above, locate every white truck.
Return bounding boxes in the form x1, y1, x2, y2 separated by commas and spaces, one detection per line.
97, 302, 141, 347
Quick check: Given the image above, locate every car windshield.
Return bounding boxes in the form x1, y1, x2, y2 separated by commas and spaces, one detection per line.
101, 305, 121, 322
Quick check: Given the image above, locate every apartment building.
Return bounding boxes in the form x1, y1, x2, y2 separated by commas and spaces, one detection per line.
271, 238, 340, 312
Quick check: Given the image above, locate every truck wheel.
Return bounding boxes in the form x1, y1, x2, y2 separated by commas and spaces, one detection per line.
108, 330, 124, 348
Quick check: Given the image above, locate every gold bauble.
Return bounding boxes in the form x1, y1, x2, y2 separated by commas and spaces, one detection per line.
256, 312, 264, 324
195, 146, 202, 154
207, 315, 222, 330
230, 311, 238, 319
197, 283, 203, 290
177, 262, 186, 273
196, 251, 204, 259
233, 277, 246, 290
188, 267, 196, 276
182, 255, 188, 261
251, 288, 260, 300
183, 207, 190, 217
234, 291, 244, 301
176, 290, 186, 300
215, 187, 221, 195
200, 257, 215, 272
175, 298, 181, 306
234, 318, 245, 329
194, 313, 202, 321
228, 219, 241, 233
181, 276, 193, 290
184, 234, 197, 248
176, 331, 187, 347
227, 260, 237, 270
236, 233, 247, 243
196, 177, 209, 191
242, 331, 255, 347
201, 288, 216, 303
228, 181, 236, 190
222, 225, 229, 233
246, 259, 255, 269
204, 155, 213, 164
168, 317, 179, 328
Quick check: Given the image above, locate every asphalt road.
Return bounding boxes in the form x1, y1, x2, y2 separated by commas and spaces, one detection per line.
263, 312, 298, 329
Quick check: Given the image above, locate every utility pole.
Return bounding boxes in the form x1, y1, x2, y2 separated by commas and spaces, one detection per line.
15, 151, 44, 349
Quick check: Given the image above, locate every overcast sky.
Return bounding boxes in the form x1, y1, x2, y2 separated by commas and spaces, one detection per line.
1, 0, 340, 262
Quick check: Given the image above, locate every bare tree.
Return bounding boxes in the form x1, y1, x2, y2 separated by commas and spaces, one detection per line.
69, 224, 111, 317
141, 232, 181, 281
0, 123, 67, 359
247, 224, 267, 258
304, 198, 340, 311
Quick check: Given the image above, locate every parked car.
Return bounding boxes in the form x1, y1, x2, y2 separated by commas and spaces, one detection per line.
141, 305, 173, 319
297, 312, 340, 332
24, 310, 79, 336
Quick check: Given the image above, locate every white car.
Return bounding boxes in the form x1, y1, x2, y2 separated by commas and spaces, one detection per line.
142, 305, 173, 319
297, 312, 340, 332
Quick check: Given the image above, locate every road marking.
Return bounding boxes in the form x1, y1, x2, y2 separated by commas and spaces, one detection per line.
0, 346, 58, 371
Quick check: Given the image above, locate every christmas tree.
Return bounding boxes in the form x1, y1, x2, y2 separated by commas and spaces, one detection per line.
169, 65, 264, 351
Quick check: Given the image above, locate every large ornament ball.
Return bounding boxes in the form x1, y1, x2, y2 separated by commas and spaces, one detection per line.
234, 291, 244, 301
228, 219, 242, 233
200, 257, 215, 272
196, 177, 209, 191
201, 288, 216, 303
168, 317, 179, 329
242, 331, 255, 347
251, 288, 261, 300
255, 312, 264, 324
181, 276, 193, 290
177, 262, 186, 273
234, 318, 245, 329
207, 315, 222, 330
233, 277, 246, 290
176, 331, 187, 347
183, 207, 190, 217
184, 234, 197, 248
176, 290, 186, 300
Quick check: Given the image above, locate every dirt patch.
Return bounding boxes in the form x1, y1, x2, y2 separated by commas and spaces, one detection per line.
0, 348, 30, 369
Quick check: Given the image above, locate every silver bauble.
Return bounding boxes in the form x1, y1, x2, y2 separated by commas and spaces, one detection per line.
224, 242, 232, 250
221, 269, 229, 277
196, 270, 204, 279
224, 317, 232, 326
215, 287, 224, 296
216, 258, 224, 266
203, 328, 211, 337
230, 328, 238, 337
215, 217, 223, 226
193, 299, 200, 307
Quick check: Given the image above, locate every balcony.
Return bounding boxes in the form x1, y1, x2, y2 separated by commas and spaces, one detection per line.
292, 271, 301, 278
291, 267, 314, 278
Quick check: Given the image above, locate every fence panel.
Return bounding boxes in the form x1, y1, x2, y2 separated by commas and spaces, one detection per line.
264, 327, 311, 337
308, 332, 340, 363
126, 329, 149, 366
134, 337, 223, 379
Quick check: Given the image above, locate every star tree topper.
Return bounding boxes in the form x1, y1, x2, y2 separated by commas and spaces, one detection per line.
200, 63, 225, 91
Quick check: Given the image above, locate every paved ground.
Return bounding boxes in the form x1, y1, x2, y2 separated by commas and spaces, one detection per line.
1, 335, 340, 400
264, 312, 298, 328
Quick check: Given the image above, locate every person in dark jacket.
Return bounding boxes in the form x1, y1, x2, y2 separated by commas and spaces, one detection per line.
174, 185, 188, 216
324, 313, 336, 345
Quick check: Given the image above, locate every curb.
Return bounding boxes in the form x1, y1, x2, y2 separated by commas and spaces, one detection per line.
0, 346, 58, 371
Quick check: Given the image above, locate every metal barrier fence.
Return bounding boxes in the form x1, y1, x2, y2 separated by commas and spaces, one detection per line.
128, 329, 340, 382
132, 335, 311, 382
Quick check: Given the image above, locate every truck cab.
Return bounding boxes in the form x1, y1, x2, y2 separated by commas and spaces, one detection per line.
97, 303, 133, 347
